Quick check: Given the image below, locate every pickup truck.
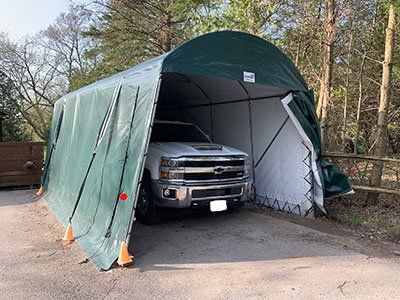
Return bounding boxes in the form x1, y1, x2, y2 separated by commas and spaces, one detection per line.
135, 120, 251, 224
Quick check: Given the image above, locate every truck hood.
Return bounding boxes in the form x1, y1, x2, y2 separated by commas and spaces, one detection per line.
148, 142, 248, 158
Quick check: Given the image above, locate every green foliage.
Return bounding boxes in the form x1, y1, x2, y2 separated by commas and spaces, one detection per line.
328, 210, 366, 225
0, 72, 30, 141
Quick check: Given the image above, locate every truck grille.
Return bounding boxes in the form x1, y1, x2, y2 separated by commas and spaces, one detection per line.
192, 186, 243, 198
174, 156, 247, 184
182, 160, 244, 167
184, 171, 244, 181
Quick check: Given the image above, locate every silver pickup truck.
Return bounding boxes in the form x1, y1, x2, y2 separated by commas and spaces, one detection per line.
135, 120, 251, 224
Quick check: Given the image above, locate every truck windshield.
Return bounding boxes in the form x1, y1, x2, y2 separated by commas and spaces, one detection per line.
150, 123, 210, 143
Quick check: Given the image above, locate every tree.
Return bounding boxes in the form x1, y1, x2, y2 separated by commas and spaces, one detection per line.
82, 0, 191, 83
0, 34, 59, 140
0, 71, 29, 141
368, 1, 396, 205
40, 4, 99, 91
0, 4, 97, 140
317, 0, 337, 148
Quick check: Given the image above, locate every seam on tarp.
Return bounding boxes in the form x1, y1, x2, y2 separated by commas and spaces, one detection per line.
126, 75, 163, 244
254, 116, 290, 168
41, 100, 66, 187
104, 86, 141, 238
69, 81, 124, 223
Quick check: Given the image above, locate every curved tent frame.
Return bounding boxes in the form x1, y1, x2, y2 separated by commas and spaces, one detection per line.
42, 31, 352, 270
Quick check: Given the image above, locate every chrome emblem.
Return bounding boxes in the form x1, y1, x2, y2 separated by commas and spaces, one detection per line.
213, 167, 225, 175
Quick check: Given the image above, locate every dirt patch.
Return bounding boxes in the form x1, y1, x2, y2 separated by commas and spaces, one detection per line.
325, 192, 400, 242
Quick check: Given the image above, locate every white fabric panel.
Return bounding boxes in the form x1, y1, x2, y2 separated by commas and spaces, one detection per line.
185, 106, 213, 137
211, 102, 253, 170
250, 98, 288, 163
252, 112, 313, 216
190, 75, 247, 103
155, 108, 188, 122
209, 97, 316, 217
281, 94, 325, 213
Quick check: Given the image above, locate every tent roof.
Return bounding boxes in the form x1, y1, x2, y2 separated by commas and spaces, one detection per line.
162, 31, 308, 92
60, 31, 308, 104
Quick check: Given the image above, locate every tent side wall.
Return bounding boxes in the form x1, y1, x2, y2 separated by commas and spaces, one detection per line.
43, 58, 163, 270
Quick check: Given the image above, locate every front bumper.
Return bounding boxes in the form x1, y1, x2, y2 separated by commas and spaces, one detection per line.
152, 180, 251, 208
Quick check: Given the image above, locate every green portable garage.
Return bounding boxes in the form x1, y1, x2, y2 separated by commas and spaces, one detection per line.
40, 31, 352, 270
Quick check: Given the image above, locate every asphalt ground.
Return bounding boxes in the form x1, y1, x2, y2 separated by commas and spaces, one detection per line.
1, 189, 400, 299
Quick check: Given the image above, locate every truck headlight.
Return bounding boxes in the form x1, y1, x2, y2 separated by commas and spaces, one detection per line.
160, 157, 183, 181
160, 171, 184, 180
160, 157, 179, 167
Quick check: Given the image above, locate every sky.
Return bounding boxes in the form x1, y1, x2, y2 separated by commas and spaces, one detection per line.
0, 0, 74, 40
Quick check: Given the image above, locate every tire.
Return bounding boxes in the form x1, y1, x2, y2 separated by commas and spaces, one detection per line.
135, 178, 161, 225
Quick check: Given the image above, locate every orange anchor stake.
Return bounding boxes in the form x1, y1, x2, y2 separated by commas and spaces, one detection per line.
117, 241, 133, 267
63, 223, 75, 243
36, 186, 45, 196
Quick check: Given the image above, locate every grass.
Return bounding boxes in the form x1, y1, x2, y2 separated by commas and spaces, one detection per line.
377, 214, 400, 238
328, 210, 366, 225
377, 214, 390, 229
388, 224, 400, 238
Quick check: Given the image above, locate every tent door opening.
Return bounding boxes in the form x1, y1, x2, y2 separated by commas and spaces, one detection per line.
154, 72, 324, 217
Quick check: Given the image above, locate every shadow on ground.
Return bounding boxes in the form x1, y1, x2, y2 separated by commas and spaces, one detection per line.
0, 188, 36, 206
128, 206, 353, 272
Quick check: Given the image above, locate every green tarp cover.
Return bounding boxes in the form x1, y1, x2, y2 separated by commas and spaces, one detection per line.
43, 31, 351, 270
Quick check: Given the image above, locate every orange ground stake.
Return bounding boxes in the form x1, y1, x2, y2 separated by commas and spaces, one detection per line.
36, 186, 45, 196
117, 241, 133, 267
63, 223, 75, 243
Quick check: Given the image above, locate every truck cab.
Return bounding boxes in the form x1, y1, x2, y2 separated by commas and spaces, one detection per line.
136, 120, 251, 224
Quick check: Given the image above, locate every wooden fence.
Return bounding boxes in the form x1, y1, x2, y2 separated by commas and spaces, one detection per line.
323, 152, 400, 196
0, 142, 44, 188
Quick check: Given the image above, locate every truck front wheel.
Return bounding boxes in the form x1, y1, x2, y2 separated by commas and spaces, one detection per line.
135, 178, 161, 225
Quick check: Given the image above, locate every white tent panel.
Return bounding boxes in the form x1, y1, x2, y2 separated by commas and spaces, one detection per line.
185, 106, 213, 137
250, 97, 288, 162
210, 102, 253, 168
252, 111, 313, 216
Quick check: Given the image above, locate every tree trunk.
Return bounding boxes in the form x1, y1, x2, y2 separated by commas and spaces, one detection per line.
354, 54, 366, 154
319, 0, 336, 148
165, 13, 172, 52
367, 1, 396, 205
342, 1, 355, 150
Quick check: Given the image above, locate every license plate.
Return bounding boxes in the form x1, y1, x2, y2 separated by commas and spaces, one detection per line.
210, 200, 227, 212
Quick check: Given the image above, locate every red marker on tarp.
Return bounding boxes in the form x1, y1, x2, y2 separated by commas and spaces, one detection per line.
119, 193, 128, 201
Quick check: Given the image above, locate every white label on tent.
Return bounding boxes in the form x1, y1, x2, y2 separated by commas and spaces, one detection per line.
210, 200, 227, 212
243, 71, 255, 83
